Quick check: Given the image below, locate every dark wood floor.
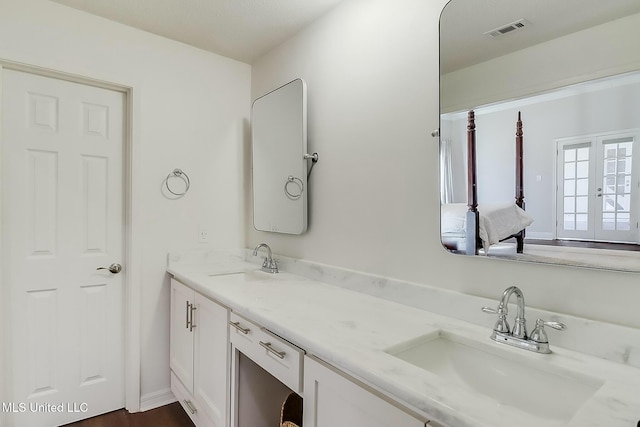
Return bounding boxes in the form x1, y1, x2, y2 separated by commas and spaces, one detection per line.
527, 238, 640, 251
61, 402, 194, 427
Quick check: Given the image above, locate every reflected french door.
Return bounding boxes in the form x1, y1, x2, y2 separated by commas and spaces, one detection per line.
556, 131, 639, 243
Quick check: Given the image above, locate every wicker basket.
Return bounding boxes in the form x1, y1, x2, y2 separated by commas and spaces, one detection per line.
280, 392, 303, 427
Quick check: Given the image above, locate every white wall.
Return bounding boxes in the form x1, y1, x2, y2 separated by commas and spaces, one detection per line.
0, 0, 250, 405
249, 0, 445, 278
249, 0, 640, 331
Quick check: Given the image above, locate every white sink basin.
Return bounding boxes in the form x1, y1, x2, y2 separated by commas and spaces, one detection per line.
207, 270, 273, 282
385, 331, 603, 423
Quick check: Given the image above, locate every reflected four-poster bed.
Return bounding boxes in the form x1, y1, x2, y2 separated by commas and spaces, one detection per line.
441, 111, 533, 255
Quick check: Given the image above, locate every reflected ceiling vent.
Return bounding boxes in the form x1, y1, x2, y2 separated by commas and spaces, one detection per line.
484, 19, 530, 38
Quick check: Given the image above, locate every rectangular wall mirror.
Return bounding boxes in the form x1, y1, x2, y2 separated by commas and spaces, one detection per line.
439, 0, 640, 271
252, 78, 308, 234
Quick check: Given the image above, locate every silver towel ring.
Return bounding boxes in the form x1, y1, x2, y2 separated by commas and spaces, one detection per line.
166, 168, 190, 196
284, 176, 303, 199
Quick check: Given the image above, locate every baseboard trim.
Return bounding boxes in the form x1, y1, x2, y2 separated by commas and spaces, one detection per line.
139, 388, 177, 412
525, 231, 553, 240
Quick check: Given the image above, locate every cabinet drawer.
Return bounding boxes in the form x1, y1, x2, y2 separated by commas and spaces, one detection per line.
172, 371, 217, 427
229, 312, 304, 393
171, 371, 200, 426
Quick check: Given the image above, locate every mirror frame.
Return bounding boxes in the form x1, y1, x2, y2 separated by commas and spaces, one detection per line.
251, 78, 308, 235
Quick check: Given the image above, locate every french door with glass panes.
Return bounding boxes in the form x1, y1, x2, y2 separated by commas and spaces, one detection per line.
556, 131, 639, 243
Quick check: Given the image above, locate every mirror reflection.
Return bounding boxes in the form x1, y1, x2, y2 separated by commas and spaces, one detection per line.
252, 79, 308, 235
439, 0, 640, 271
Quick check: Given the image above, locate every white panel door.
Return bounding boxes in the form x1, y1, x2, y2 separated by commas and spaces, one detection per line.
2, 69, 125, 426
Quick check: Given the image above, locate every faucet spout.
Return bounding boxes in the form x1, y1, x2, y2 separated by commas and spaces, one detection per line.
252, 243, 278, 273
496, 286, 527, 338
252, 243, 272, 259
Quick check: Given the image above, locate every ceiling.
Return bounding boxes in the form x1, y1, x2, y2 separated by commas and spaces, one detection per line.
50, 0, 640, 68
50, 0, 346, 64
440, 0, 640, 74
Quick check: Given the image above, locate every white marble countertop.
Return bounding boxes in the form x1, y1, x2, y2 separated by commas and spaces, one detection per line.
167, 250, 640, 427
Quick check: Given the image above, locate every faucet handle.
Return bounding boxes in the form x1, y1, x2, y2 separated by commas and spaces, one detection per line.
530, 318, 566, 343
481, 306, 498, 314
481, 305, 509, 315
539, 319, 566, 331
262, 257, 279, 274
481, 306, 510, 334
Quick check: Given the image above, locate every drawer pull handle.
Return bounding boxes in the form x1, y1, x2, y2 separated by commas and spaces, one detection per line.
185, 301, 190, 329
189, 305, 197, 332
184, 399, 197, 414
259, 341, 286, 359
229, 321, 251, 334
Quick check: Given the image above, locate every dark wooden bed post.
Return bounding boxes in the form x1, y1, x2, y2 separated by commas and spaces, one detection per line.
466, 110, 480, 255
515, 111, 525, 209
514, 111, 525, 253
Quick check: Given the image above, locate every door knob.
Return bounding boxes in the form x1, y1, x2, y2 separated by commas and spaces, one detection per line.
97, 263, 122, 274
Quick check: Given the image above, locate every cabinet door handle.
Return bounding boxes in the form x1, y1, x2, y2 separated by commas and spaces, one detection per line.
185, 301, 191, 329
229, 321, 250, 334
259, 341, 286, 359
189, 304, 197, 332
183, 399, 197, 414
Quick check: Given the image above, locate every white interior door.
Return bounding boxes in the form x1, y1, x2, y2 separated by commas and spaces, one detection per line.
1, 69, 125, 426
594, 135, 638, 242
556, 139, 595, 240
556, 132, 639, 243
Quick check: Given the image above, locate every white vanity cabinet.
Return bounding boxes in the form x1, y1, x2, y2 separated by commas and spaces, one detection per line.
229, 312, 304, 427
170, 278, 229, 427
303, 355, 431, 427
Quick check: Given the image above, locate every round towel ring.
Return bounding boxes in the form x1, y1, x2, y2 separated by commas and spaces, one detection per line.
166, 168, 190, 196
284, 176, 303, 200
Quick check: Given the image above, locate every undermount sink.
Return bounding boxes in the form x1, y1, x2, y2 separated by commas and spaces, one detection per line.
385, 331, 603, 424
207, 269, 272, 282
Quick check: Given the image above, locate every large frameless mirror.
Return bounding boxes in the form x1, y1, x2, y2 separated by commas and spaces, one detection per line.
439, 0, 640, 271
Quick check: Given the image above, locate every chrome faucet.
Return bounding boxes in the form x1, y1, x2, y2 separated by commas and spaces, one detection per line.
252, 243, 278, 274
482, 286, 566, 354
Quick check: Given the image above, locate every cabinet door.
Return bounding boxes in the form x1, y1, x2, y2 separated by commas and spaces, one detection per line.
194, 293, 229, 427
303, 356, 428, 427
170, 279, 195, 393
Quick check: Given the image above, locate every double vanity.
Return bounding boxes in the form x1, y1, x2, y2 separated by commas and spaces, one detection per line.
167, 248, 640, 427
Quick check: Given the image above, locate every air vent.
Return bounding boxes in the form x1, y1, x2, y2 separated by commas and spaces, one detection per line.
484, 19, 529, 38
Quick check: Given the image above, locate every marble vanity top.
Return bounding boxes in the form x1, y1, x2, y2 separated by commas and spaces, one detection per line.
167, 250, 640, 427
